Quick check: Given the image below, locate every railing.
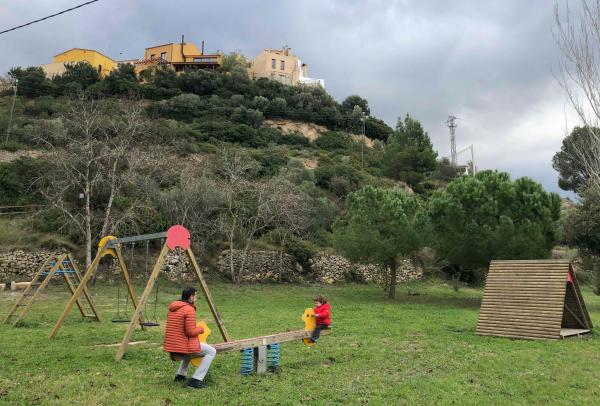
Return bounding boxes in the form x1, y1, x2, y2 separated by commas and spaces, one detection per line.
0, 204, 45, 216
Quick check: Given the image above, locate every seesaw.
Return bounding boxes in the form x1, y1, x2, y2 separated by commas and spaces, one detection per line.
187, 308, 331, 375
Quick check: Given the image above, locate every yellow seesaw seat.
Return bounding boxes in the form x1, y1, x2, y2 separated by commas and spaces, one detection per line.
191, 320, 211, 367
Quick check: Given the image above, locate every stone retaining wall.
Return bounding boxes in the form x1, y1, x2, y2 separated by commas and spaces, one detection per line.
215, 250, 423, 285
0, 250, 64, 283
309, 254, 423, 285
217, 250, 303, 282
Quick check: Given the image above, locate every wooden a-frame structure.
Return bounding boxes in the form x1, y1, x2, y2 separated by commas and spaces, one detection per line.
48, 225, 231, 361
476, 260, 593, 340
49, 235, 152, 339
3, 253, 100, 326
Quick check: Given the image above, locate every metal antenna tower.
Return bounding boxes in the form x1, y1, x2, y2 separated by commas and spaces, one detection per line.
446, 115, 458, 165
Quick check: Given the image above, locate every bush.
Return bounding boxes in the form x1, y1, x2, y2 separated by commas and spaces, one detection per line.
23, 96, 57, 117
314, 162, 362, 192
314, 131, 353, 151
253, 147, 289, 177
284, 237, 318, 271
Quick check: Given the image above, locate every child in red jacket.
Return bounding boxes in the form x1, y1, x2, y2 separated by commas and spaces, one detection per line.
310, 295, 331, 343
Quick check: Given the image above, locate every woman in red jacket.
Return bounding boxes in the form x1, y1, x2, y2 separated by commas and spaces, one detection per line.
310, 294, 331, 343
163, 287, 216, 389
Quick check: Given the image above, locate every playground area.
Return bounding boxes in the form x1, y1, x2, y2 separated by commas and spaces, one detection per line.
1, 281, 600, 405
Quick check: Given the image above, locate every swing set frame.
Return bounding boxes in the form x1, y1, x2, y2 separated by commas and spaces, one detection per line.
48, 225, 231, 362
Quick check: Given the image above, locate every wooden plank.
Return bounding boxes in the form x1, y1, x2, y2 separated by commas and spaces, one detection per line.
563, 303, 586, 328
478, 312, 563, 321
476, 324, 559, 334
115, 242, 170, 361
476, 326, 559, 337
186, 248, 230, 342
480, 303, 562, 310
477, 318, 561, 329
485, 276, 568, 281
478, 310, 563, 318
212, 329, 331, 353
477, 321, 560, 332
490, 261, 569, 264
560, 328, 591, 337
483, 289, 566, 294
482, 293, 565, 299
569, 264, 593, 328
476, 330, 558, 340
480, 297, 564, 304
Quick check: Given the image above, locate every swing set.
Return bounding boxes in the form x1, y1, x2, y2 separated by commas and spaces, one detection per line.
48, 225, 231, 362
110, 240, 160, 327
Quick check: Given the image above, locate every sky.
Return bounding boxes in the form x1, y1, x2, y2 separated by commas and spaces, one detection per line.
0, 0, 583, 197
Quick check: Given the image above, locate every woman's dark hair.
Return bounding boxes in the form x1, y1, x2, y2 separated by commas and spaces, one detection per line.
314, 295, 327, 304
182, 287, 197, 301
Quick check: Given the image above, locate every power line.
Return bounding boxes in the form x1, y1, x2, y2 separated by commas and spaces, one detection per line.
0, 0, 100, 35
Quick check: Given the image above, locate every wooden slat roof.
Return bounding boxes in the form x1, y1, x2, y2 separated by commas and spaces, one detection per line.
477, 260, 571, 340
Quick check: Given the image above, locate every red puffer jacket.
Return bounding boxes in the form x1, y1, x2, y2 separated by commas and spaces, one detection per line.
314, 303, 331, 326
163, 301, 204, 353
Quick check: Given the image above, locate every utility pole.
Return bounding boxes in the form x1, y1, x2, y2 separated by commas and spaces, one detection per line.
5, 79, 18, 145
446, 115, 458, 165
361, 114, 366, 169
353, 105, 367, 169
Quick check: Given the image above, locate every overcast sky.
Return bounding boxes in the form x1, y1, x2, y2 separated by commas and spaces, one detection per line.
0, 0, 582, 196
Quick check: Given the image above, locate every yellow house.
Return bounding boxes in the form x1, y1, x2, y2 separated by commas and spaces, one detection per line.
136, 37, 222, 74
42, 48, 117, 77
250, 47, 324, 87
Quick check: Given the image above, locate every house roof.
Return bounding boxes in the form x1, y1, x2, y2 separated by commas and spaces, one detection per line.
54, 48, 115, 62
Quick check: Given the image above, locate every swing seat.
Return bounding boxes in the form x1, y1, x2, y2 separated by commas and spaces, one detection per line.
141, 321, 160, 327
111, 318, 130, 323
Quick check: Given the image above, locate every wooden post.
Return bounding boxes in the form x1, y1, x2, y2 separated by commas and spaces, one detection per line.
62, 270, 87, 317
3, 255, 54, 323
115, 242, 170, 361
186, 248, 231, 342
11, 254, 67, 325
115, 248, 146, 330
68, 254, 101, 321
49, 249, 105, 338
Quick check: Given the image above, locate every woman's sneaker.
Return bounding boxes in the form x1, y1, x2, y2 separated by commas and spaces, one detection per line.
187, 378, 207, 389
174, 374, 186, 382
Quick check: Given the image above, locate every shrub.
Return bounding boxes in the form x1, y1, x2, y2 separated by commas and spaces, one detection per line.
314, 131, 354, 151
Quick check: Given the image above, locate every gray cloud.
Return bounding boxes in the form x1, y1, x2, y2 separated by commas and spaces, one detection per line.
0, 0, 579, 196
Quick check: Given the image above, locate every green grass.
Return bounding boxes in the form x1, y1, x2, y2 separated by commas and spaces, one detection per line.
1, 280, 600, 405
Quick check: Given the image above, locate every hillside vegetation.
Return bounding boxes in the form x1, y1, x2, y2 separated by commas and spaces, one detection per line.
0, 60, 562, 288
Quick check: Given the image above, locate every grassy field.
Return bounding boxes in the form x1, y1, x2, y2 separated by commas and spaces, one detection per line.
1, 280, 599, 405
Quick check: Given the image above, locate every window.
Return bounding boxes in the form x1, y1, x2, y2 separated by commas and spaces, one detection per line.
280, 60, 285, 70
98, 65, 102, 73
150, 54, 155, 60
160, 52, 167, 60
271, 58, 276, 69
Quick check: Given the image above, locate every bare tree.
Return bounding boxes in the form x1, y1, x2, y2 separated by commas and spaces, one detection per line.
156, 164, 225, 255
214, 147, 312, 283
554, 0, 600, 189
34, 96, 148, 267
